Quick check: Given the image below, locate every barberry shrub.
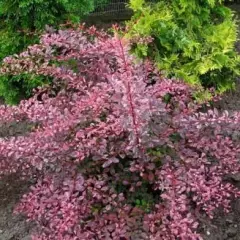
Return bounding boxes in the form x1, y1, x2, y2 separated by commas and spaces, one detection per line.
0, 26, 240, 240
125, 0, 240, 93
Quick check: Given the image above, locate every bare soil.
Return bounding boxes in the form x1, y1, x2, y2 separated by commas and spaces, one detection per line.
0, 175, 32, 240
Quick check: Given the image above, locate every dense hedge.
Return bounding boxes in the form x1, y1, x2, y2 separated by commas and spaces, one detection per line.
125, 0, 240, 93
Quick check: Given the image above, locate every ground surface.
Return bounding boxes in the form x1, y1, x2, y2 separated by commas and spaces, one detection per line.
0, 175, 32, 240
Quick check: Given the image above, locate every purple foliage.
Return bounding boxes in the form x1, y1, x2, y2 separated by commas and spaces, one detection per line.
0, 25, 239, 239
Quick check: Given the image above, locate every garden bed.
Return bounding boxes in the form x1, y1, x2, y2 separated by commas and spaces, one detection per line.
0, 5, 240, 239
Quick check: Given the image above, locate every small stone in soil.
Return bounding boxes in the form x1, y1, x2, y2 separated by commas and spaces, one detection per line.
226, 219, 233, 224
227, 227, 238, 237
230, 173, 240, 182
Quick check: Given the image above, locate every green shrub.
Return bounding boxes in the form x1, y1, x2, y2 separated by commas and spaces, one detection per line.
125, 0, 240, 92
0, 0, 107, 104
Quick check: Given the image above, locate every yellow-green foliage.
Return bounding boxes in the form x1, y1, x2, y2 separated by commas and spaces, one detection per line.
126, 0, 240, 92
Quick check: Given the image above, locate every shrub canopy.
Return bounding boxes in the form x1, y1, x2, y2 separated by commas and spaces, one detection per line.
126, 0, 240, 92
0, 26, 240, 239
